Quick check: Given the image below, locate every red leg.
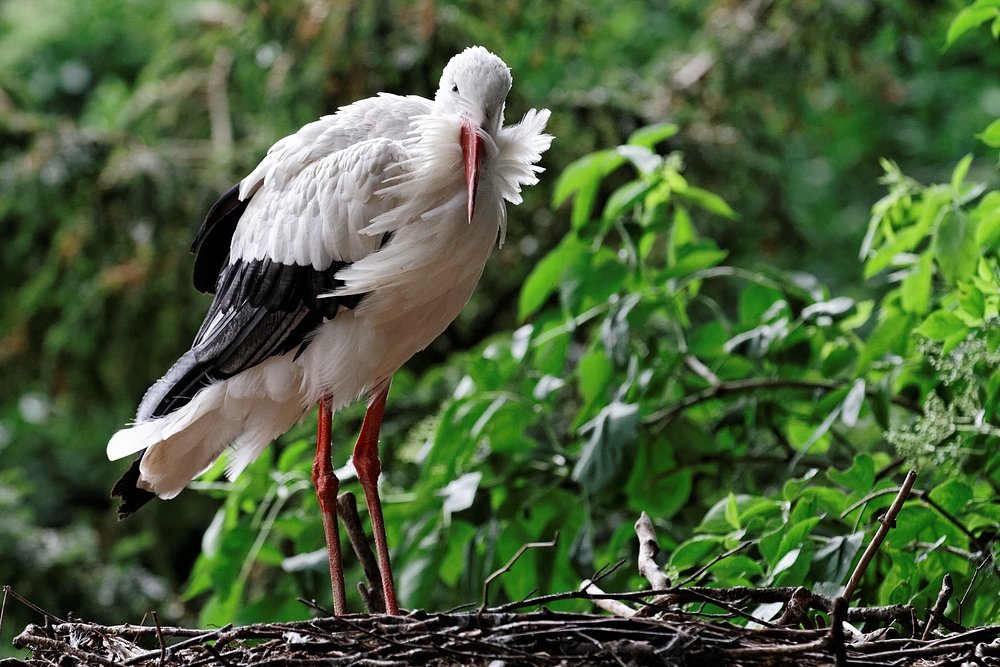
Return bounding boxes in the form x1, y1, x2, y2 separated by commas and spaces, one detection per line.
312, 395, 347, 615
352, 377, 400, 615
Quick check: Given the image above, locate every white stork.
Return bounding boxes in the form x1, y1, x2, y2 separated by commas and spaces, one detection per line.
106, 46, 552, 615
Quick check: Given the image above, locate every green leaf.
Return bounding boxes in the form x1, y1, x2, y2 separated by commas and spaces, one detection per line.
616, 144, 662, 175
946, 5, 1000, 47
440, 471, 482, 516
709, 555, 765, 582
782, 469, 818, 501
679, 185, 739, 219
767, 547, 802, 583
787, 413, 834, 455
669, 536, 722, 571
603, 179, 653, 222
552, 149, 623, 208
958, 283, 986, 320
827, 454, 875, 493
600, 293, 640, 366
976, 119, 1000, 148
928, 479, 973, 514
572, 401, 640, 494
916, 310, 968, 340
724, 493, 741, 530
841, 379, 866, 428
663, 242, 729, 280
814, 531, 865, 586
627, 122, 679, 149
738, 282, 785, 324
552, 150, 626, 229
518, 234, 588, 321
901, 251, 933, 315
857, 308, 914, 372
577, 347, 613, 409
951, 153, 974, 192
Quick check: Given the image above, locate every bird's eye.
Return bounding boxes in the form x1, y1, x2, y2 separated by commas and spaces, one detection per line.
451, 83, 459, 94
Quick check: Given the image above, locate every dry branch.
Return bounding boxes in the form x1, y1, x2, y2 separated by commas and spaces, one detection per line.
843, 469, 917, 604
635, 512, 670, 591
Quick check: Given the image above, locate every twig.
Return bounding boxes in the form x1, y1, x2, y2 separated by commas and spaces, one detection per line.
634, 512, 670, 591
479, 533, 559, 612
725, 635, 829, 658
590, 558, 628, 587
958, 553, 994, 624
922, 573, 954, 640
911, 489, 985, 553
2, 585, 66, 625
296, 598, 335, 618
338, 490, 385, 613
675, 540, 753, 588
683, 589, 783, 628
645, 377, 923, 433
579, 580, 637, 618
841, 487, 904, 517
907, 541, 978, 560
0, 585, 8, 641
842, 470, 917, 604
152, 610, 167, 667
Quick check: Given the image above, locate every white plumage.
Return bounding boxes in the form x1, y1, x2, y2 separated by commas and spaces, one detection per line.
106, 46, 551, 615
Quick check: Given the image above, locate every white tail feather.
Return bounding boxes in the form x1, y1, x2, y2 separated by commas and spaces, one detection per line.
109, 361, 308, 499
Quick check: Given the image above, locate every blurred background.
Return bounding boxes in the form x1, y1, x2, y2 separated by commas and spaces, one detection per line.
2, 0, 998, 652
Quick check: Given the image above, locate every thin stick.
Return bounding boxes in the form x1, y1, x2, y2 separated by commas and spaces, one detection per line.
151, 610, 166, 667
958, 553, 993, 624
921, 573, 953, 640
675, 541, 753, 588
645, 377, 922, 434
912, 489, 984, 553
338, 490, 385, 613
842, 470, 917, 604
479, 533, 559, 612
0, 585, 8, 641
2, 585, 65, 624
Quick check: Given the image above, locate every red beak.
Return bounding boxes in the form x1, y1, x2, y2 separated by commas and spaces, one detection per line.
460, 118, 485, 224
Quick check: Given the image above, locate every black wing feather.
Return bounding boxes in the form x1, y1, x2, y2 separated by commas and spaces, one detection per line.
138, 257, 358, 421
191, 184, 252, 294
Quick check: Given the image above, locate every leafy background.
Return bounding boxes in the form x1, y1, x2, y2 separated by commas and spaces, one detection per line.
3, 0, 1000, 654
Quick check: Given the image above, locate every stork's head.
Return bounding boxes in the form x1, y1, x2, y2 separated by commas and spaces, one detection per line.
436, 46, 513, 223
436, 46, 512, 135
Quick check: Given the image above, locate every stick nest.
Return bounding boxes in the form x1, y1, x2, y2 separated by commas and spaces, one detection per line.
6, 599, 1000, 667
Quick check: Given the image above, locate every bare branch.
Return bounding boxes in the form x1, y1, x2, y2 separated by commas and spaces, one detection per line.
479, 533, 559, 612
634, 512, 670, 591
842, 470, 917, 604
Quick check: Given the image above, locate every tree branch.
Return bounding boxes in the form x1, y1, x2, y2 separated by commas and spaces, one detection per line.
645, 377, 923, 433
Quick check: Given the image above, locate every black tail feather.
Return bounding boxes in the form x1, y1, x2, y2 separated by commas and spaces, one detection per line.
111, 457, 156, 519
